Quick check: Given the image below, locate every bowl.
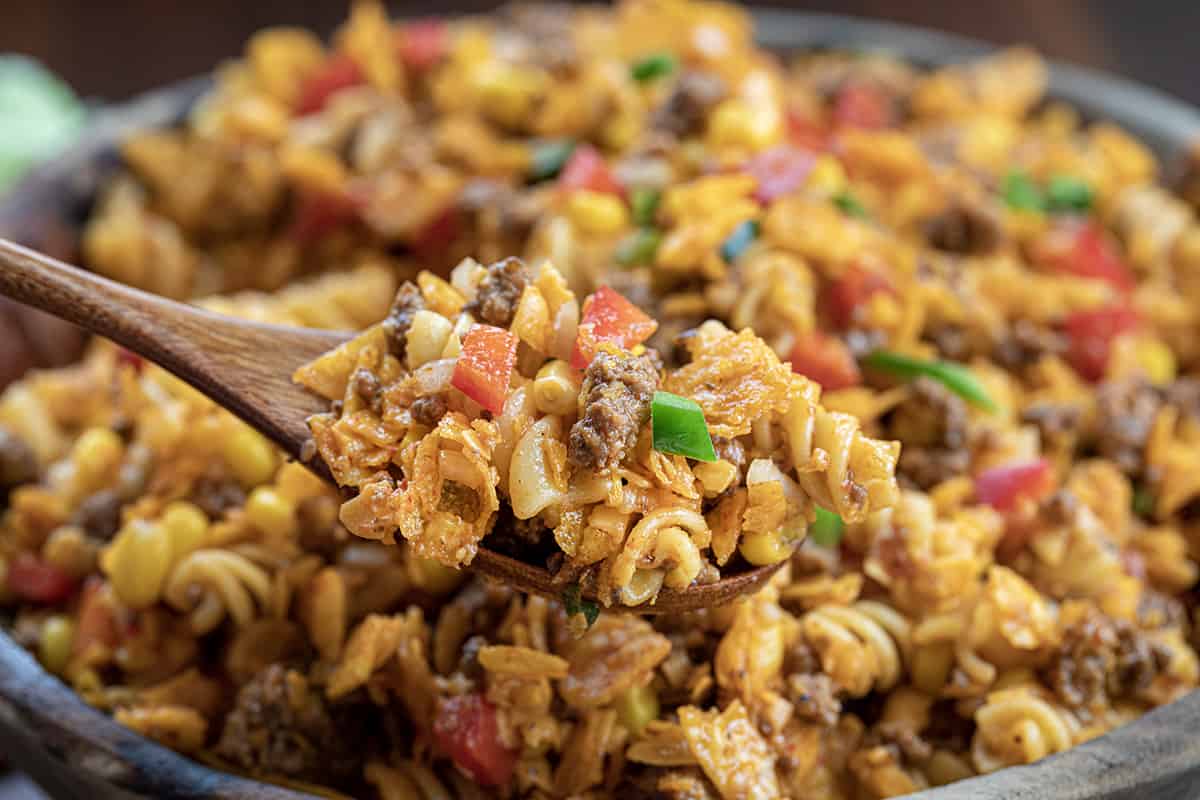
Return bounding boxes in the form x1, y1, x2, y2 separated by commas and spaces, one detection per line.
2, 10, 1200, 800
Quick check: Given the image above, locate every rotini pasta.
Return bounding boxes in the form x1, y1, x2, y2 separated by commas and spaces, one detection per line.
2, 2, 1200, 799
298, 262, 901, 604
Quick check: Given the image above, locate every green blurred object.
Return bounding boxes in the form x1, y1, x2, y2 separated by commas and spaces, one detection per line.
0, 56, 86, 192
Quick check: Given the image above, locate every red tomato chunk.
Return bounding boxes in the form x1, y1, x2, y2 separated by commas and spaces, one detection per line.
452, 325, 518, 415
1063, 304, 1140, 382
825, 264, 894, 330
975, 459, 1055, 512
790, 332, 861, 391
833, 82, 893, 130
559, 145, 622, 195
569, 286, 658, 369
398, 20, 448, 71
1039, 222, 1134, 293
6, 553, 77, 604
433, 693, 518, 787
785, 110, 829, 152
288, 190, 361, 244
411, 206, 462, 259
296, 53, 365, 116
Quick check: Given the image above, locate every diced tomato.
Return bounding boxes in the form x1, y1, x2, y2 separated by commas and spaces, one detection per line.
433, 693, 518, 787
825, 264, 894, 329
295, 53, 366, 116
73, 577, 119, 657
452, 325, 518, 415
289, 190, 362, 244
747, 146, 816, 205
785, 110, 829, 152
559, 145, 622, 196
397, 19, 448, 71
832, 82, 893, 130
1063, 304, 1140, 382
6, 553, 76, 604
1038, 222, 1134, 293
569, 286, 658, 369
411, 205, 462, 260
975, 459, 1055, 512
790, 332, 861, 391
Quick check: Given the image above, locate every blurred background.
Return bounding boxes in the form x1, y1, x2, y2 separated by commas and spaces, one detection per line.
0, 0, 1197, 797
1, 0, 1198, 105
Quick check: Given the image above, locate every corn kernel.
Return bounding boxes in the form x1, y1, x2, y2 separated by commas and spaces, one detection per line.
107, 520, 172, 610
406, 310, 455, 370
474, 62, 547, 129
614, 682, 660, 735
602, 112, 640, 151
222, 425, 278, 489
42, 525, 97, 578
141, 406, 186, 452
279, 143, 348, 195
39, 615, 75, 675
161, 501, 209, 562
229, 95, 291, 142
73, 428, 124, 490
247, 27, 326, 105
245, 487, 298, 538
566, 191, 629, 236
275, 462, 327, 504
707, 98, 781, 152
413, 555, 465, 596
739, 530, 792, 565
1133, 336, 1177, 385
805, 155, 847, 196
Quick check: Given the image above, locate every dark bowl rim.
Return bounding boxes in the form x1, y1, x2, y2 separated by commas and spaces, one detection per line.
2, 8, 1199, 800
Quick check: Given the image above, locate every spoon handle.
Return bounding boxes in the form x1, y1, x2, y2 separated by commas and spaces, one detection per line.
0, 237, 346, 460
0, 237, 199, 365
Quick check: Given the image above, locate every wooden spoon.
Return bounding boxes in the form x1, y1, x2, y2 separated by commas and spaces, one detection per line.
0, 238, 782, 612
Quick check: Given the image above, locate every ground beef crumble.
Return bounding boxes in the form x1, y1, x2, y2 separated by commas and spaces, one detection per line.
1091, 378, 1162, 477
0, 428, 36, 500
1022, 402, 1083, 446
887, 377, 970, 490
788, 673, 842, 727
651, 72, 727, 138
410, 393, 449, 427
924, 197, 1004, 255
71, 489, 123, 541
464, 256, 533, 328
1041, 612, 1173, 713
992, 319, 1066, 371
381, 282, 425, 360
567, 350, 660, 472
215, 664, 373, 784
188, 469, 247, 520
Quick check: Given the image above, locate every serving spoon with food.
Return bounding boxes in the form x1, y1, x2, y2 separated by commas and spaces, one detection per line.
0, 237, 782, 612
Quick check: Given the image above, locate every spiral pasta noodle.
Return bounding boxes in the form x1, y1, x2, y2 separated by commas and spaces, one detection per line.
298, 262, 902, 604
5, 3, 1200, 799
971, 687, 1078, 773
163, 549, 272, 634
803, 600, 911, 697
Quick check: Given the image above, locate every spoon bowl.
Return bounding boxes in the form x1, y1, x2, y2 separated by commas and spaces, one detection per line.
0, 237, 782, 612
